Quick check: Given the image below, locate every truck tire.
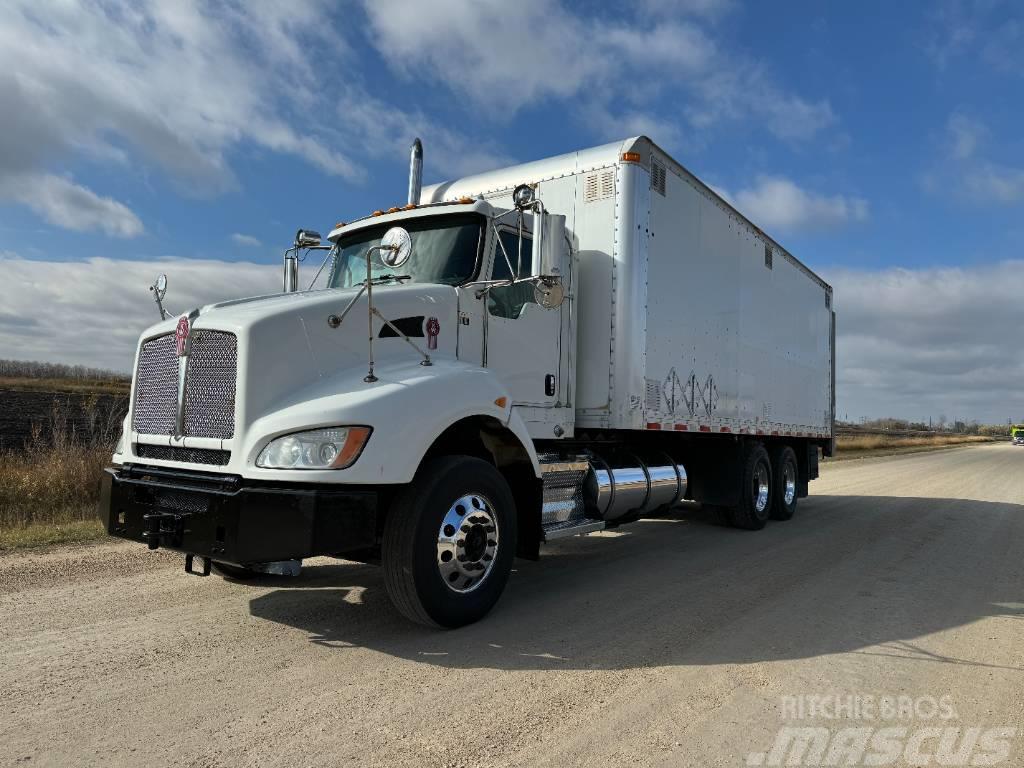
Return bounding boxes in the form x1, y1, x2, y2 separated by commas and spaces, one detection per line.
769, 445, 798, 520
382, 456, 517, 628
727, 443, 772, 530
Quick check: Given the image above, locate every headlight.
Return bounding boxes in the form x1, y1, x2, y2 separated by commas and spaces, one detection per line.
256, 426, 371, 470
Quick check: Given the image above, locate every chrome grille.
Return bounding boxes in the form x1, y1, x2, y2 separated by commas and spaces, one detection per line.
183, 331, 236, 439
131, 330, 237, 439
135, 444, 231, 466
539, 455, 590, 526
132, 334, 177, 436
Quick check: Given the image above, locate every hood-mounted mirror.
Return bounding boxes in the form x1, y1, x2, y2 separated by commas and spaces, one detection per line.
150, 273, 170, 319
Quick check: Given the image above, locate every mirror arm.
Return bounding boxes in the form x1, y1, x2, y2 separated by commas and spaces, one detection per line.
306, 244, 339, 290
149, 281, 170, 320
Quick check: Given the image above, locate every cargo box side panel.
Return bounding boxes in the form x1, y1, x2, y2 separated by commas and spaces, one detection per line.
573, 165, 618, 418
643, 152, 831, 435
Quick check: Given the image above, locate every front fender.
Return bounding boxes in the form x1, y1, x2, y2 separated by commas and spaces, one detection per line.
240, 360, 540, 484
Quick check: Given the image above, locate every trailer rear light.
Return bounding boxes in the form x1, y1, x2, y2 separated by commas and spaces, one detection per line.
621, 151, 641, 163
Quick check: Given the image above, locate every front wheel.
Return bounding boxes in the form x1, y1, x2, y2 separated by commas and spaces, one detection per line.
382, 456, 517, 628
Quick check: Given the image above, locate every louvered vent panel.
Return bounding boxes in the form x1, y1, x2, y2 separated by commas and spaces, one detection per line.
651, 159, 667, 196
583, 170, 616, 203
645, 378, 662, 413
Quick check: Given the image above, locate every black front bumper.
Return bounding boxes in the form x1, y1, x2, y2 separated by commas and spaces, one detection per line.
99, 465, 377, 566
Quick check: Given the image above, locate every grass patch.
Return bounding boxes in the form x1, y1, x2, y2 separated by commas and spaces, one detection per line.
0, 400, 116, 551
0, 376, 129, 395
830, 433, 993, 460
0, 518, 105, 552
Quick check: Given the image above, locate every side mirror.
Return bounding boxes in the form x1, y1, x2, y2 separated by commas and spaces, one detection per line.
534, 279, 565, 309
530, 211, 565, 280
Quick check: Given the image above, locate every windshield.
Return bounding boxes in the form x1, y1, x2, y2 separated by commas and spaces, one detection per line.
327, 214, 483, 289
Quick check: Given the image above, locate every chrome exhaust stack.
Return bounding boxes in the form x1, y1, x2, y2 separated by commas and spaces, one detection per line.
407, 138, 423, 205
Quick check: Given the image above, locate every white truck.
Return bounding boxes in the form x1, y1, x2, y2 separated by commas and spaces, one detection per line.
100, 136, 835, 627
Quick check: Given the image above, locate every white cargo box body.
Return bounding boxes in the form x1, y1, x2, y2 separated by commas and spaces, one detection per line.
423, 136, 834, 441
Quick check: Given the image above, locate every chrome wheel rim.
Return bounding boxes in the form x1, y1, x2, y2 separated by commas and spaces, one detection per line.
436, 493, 499, 594
783, 462, 797, 506
753, 463, 770, 514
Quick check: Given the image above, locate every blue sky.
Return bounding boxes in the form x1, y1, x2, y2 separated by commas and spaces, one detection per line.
1, 0, 1023, 423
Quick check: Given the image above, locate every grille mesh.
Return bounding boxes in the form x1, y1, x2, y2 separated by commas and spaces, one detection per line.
135, 444, 231, 466
153, 490, 210, 515
539, 456, 590, 526
131, 330, 237, 439
183, 331, 236, 439
132, 334, 177, 436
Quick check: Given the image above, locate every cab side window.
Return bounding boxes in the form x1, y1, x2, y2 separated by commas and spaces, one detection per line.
489, 229, 535, 319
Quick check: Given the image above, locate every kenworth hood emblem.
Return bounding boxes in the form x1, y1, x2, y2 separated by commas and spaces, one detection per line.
175, 315, 191, 358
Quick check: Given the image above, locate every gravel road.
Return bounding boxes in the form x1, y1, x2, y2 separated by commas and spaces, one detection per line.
2, 444, 1022, 767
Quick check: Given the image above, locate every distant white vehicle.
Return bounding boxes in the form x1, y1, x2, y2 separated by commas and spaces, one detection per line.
100, 136, 835, 627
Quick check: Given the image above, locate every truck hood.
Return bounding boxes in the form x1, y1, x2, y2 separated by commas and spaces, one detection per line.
133, 282, 462, 439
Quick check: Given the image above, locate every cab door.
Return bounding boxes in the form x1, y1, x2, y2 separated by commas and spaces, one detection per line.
482, 222, 562, 407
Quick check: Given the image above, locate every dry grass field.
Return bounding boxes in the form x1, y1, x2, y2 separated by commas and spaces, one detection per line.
833, 432, 994, 458
0, 400, 118, 551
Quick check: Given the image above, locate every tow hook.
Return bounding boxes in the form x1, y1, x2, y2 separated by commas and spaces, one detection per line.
142, 509, 191, 550
184, 554, 212, 577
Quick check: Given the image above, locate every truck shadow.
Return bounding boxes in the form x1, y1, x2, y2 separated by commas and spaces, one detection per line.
248, 495, 1024, 672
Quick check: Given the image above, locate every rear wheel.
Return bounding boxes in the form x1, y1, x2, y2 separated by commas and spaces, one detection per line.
770, 445, 799, 520
727, 443, 772, 530
383, 456, 517, 628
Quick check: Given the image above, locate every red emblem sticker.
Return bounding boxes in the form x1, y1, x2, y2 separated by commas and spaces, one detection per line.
426, 317, 440, 350
175, 315, 190, 357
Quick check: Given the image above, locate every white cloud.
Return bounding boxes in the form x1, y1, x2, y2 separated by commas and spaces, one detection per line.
0, 0, 358, 233
0, 173, 143, 238
831, 260, 1024, 423
361, 0, 834, 144
731, 176, 868, 233
0, 255, 278, 372
925, 1, 1024, 75
231, 233, 262, 247
962, 164, 1024, 203
333, 89, 515, 180
935, 112, 1024, 204
947, 113, 985, 160
639, 0, 736, 19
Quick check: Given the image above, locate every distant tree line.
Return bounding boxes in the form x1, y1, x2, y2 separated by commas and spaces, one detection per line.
837, 416, 1009, 437
0, 359, 129, 383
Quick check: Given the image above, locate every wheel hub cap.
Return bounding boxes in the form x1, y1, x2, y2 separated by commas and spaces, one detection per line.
783, 464, 796, 506
754, 464, 770, 513
436, 494, 499, 593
